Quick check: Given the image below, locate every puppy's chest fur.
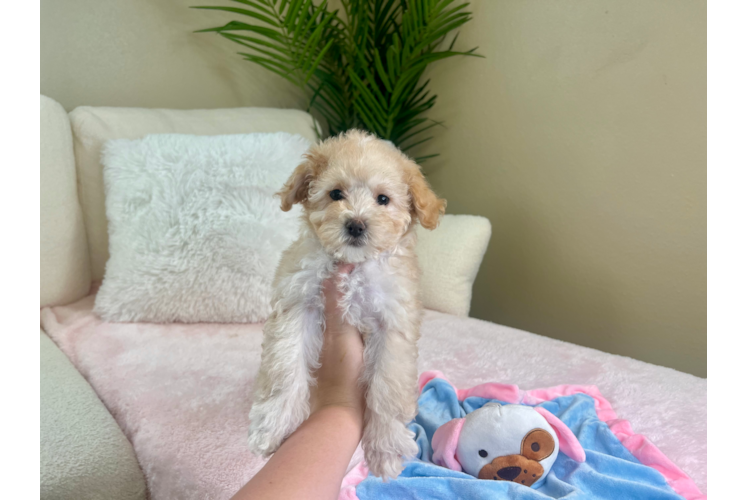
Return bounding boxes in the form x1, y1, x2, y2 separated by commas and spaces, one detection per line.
339, 255, 420, 342
269, 232, 421, 344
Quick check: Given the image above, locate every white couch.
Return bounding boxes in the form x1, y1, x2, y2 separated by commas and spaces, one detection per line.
40, 96, 339, 498
40, 95, 492, 498
41, 95, 146, 499
40, 95, 705, 499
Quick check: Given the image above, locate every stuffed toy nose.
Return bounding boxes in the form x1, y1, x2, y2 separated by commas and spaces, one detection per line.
497, 466, 521, 481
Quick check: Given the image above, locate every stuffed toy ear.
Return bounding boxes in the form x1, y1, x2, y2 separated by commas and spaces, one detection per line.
535, 407, 586, 462
432, 418, 466, 471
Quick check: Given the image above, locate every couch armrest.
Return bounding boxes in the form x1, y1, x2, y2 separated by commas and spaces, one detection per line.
41, 330, 146, 500
41, 95, 92, 307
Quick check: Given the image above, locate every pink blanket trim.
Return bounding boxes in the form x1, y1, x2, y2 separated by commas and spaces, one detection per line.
338, 370, 705, 500
339, 461, 370, 500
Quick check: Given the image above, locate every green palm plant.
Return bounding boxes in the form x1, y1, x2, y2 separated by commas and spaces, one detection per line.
194, 0, 479, 162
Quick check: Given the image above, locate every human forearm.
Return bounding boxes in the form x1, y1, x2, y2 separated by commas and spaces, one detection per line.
232, 264, 365, 500
231, 406, 362, 500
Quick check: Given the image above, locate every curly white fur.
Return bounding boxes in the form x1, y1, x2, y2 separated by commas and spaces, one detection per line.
247, 130, 446, 478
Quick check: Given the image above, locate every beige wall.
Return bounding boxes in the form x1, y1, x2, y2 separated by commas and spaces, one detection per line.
41, 0, 304, 111
416, 0, 706, 376
41, 0, 706, 376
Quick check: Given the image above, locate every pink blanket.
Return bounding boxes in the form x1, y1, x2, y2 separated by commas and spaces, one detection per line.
41, 292, 706, 499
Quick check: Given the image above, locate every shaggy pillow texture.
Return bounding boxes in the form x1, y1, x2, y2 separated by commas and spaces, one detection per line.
94, 132, 310, 323
68, 106, 317, 281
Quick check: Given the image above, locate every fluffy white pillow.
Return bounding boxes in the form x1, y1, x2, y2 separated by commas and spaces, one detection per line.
416, 214, 492, 317
94, 132, 310, 323
68, 106, 317, 281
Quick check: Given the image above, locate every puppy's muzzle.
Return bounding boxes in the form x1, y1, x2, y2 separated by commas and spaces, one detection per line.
346, 219, 367, 239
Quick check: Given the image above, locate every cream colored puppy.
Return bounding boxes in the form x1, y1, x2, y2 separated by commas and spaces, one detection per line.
247, 129, 446, 479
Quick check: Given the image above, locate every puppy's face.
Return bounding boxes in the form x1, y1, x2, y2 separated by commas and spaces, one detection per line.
278, 130, 446, 263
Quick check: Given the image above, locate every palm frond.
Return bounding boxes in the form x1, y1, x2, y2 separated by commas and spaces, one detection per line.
194, 0, 480, 162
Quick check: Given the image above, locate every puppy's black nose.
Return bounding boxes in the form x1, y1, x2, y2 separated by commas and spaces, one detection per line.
347, 219, 366, 238
496, 466, 521, 481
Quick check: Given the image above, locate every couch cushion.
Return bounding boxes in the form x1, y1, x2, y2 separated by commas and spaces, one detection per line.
416, 214, 491, 316
41, 330, 146, 500
68, 106, 318, 280
41, 95, 91, 306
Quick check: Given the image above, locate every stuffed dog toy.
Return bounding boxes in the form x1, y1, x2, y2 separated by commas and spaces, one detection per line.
432, 403, 586, 486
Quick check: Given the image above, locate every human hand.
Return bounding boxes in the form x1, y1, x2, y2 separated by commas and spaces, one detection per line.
231, 265, 366, 500
309, 263, 366, 418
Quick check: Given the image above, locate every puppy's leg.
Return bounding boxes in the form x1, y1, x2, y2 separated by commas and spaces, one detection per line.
361, 326, 420, 479
248, 306, 323, 457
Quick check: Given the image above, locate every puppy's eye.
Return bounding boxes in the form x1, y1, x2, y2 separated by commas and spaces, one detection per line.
330, 189, 344, 201
478, 449, 488, 458
377, 194, 389, 206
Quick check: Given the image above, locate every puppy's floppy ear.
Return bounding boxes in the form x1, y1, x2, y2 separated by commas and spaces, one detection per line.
405, 160, 446, 230
277, 149, 327, 211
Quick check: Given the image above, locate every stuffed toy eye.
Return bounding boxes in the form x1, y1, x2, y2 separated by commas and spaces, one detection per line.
478, 449, 488, 458
521, 429, 555, 461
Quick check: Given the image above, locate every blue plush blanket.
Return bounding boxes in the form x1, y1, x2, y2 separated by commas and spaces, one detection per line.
355, 377, 685, 500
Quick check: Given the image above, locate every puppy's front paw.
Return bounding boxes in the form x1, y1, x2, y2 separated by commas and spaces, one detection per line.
364, 422, 419, 480
247, 408, 287, 457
